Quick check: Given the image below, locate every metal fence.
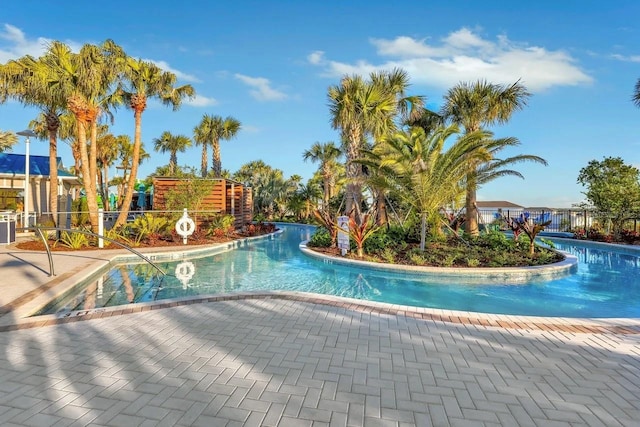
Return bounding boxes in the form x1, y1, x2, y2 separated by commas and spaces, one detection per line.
477, 209, 581, 233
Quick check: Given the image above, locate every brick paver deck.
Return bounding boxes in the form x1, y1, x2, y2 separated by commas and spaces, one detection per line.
1, 296, 638, 426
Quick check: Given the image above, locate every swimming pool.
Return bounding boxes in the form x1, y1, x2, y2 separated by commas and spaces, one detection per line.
35, 223, 640, 318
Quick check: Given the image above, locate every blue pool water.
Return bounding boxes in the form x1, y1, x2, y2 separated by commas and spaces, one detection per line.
37, 223, 640, 318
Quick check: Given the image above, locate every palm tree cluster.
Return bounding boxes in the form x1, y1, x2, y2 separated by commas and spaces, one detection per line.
321, 71, 547, 248
0, 39, 194, 232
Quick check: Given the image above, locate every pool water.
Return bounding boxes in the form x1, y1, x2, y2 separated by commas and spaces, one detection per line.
36, 224, 640, 318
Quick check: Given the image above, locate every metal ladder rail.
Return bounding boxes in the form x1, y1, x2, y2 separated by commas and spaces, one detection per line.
19, 226, 166, 277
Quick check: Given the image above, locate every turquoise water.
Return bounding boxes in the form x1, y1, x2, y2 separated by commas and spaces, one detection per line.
37, 223, 640, 318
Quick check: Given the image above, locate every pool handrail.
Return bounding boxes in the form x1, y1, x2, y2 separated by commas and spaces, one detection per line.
18, 226, 166, 277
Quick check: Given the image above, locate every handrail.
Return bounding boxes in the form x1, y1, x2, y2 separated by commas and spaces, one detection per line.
18, 226, 166, 277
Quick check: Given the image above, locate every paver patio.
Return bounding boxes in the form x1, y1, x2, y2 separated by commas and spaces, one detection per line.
1, 296, 639, 426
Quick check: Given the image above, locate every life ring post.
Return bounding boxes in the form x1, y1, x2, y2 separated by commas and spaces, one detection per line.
175, 208, 196, 245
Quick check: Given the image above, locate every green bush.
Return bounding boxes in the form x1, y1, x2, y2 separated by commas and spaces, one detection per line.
307, 227, 332, 247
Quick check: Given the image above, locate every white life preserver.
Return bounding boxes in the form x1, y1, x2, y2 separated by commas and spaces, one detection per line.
175, 209, 196, 239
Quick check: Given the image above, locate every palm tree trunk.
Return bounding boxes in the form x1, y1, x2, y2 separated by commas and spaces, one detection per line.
212, 139, 222, 178
465, 172, 479, 236
375, 187, 387, 226
115, 109, 142, 228
201, 145, 208, 177
420, 212, 426, 251
170, 152, 177, 175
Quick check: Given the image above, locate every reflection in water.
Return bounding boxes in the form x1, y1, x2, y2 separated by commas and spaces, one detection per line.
35, 225, 640, 318
175, 261, 195, 290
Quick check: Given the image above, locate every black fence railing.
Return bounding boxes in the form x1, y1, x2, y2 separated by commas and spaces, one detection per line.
477, 209, 580, 233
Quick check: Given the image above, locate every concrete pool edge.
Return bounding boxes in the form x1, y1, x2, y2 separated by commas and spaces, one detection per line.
299, 241, 579, 283
2, 291, 640, 334
1, 230, 284, 324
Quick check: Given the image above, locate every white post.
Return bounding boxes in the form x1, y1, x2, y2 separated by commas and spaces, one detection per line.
98, 208, 104, 248
17, 130, 36, 229
24, 136, 30, 228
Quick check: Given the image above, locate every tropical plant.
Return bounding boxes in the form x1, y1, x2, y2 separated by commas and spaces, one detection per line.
127, 213, 169, 245
442, 79, 530, 236
0, 130, 17, 152
302, 141, 342, 209
55, 229, 90, 249
503, 213, 552, 256
193, 114, 241, 178
153, 131, 191, 176
0, 53, 67, 224
348, 212, 381, 258
40, 40, 126, 233
358, 125, 490, 250
114, 57, 195, 228
312, 209, 338, 247
634, 78, 640, 108
328, 74, 394, 217
207, 214, 236, 237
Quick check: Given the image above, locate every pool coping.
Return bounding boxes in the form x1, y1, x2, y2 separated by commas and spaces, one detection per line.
299, 241, 579, 283
2, 228, 639, 334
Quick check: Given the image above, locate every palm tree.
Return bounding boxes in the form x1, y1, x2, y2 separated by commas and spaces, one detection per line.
96, 126, 121, 205
194, 114, 241, 178
369, 69, 424, 225
361, 125, 490, 250
0, 54, 67, 225
115, 57, 195, 228
303, 142, 342, 210
442, 79, 530, 236
153, 131, 191, 175
0, 130, 17, 152
634, 78, 640, 108
41, 40, 125, 233
328, 74, 396, 217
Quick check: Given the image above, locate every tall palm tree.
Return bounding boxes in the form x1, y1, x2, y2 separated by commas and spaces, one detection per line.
634, 78, 640, 108
115, 57, 195, 227
302, 141, 342, 210
0, 54, 67, 225
96, 125, 121, 205
442, 79, 530, 236
42, 40, 125, 233
194, 114, 241, 178
369, 69, 424, 225
328, 75, 394, 217
114, 135, 150, 204
0, 130, 17, 152
361, 125, 490, 250
153, 131, 191, 176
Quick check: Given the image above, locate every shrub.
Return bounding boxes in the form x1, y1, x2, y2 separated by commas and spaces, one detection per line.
55, 230, 89, 249
308, 227, 332, 247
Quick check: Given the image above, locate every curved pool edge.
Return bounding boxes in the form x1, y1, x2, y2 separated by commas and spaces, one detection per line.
5, 230, 285, 323
299, 241, 579, 284
3, 291, 639, 335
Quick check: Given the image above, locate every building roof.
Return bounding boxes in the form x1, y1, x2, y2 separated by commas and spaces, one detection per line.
0, 153, 76, 179
476, 200, 524, 209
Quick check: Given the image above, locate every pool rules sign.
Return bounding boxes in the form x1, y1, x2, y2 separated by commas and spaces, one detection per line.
337, 215, 350, 256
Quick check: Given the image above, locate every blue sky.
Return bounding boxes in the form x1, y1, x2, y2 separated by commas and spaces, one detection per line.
1, 0, 639, 208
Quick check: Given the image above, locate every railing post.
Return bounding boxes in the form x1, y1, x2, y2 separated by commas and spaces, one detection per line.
98, 208, 104, 248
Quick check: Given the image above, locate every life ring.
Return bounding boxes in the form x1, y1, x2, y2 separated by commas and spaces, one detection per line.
175, 212, 196, 238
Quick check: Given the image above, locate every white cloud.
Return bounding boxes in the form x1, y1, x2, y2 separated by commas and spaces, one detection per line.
312, 27, 593, 92
146, 59, 201, 83
611, 53, 640, 63
185, 94, 217, 107
307, 50, 325, 65
234, 74, 287, 101
0, 24, 51, 62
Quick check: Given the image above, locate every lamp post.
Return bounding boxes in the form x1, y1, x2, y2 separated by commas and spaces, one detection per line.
16, 129, 37, 228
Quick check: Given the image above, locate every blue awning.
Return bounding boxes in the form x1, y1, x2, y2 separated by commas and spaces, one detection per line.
0, 153, 76, 178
